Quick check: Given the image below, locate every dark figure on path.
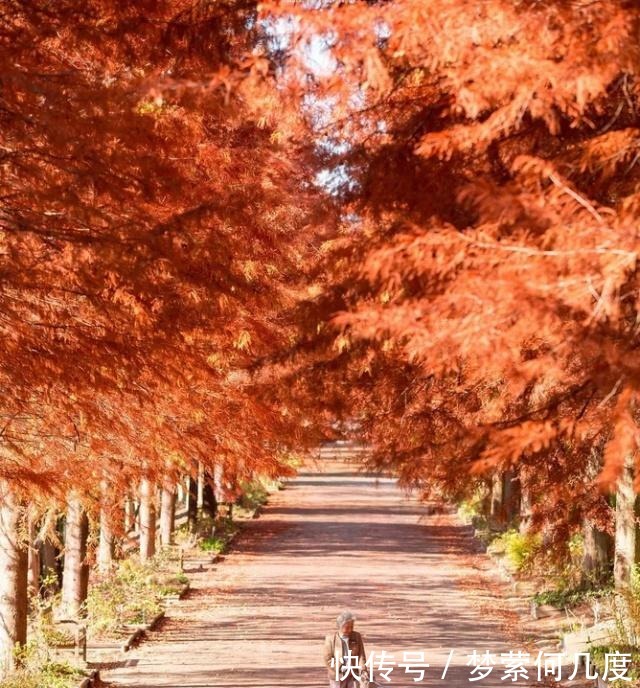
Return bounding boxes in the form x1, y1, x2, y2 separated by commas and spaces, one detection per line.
324, 610, 368, 688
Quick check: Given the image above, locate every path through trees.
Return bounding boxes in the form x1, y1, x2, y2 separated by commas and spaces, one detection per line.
101, 455, 541, 688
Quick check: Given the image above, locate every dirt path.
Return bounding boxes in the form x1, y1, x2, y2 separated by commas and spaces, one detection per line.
100, 456, 543, 687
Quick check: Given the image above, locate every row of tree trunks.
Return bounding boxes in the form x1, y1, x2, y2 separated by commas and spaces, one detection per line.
488, 461, 639, 590
0, 465, 225, 672
142, 468, 221, 555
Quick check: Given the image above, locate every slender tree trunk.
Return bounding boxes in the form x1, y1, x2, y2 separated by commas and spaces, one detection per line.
489, 472, 503, 521
40, 539, 59, 595
160, 481, 176, 546
583, 519, 611, 584
502, 469, 520, 525
213, 464, 224, 503
139, 478, 156, 562
581, 446, 613, 584
124, 494, 135, 534
519, 476, 533, 534
202, 472, 218, 520
197, 461, 204, 510
186, 475, 198, 534
61, 492, 90, 618
0, 480, 28, 676
489, 471, 519, 526
98, 479, 114, 574
176, 480, 185, 509
614, 453, 636, 589
27, 514, 40, 596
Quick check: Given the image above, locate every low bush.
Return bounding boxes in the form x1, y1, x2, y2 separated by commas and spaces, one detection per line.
199, 516, 239, 554
533, 585, 611, 610
589, 644, 640, 681
488, 528, 542, 572
86, 558, 164, 636
0, 642, 84, 688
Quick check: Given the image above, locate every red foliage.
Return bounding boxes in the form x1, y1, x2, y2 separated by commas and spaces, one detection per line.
0, 0, 317, 500
260, 0, 640, 543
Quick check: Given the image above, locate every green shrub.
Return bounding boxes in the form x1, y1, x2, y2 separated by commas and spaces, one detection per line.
0, 663, 82, 688
236, 478, 269, 512
86, 558, 163, 636
533, 585, 611, 609
199, 535, 227, 553
158, 572, 189, 597
457, 487, 488, 524
590, 644, 640, 681
198, 515, 239, 553
0, 642, 84, 688
280, 452, 303, 470
457, 499, 479, 524
173, 522, 197, 546
608, 563, 640, 645
457, 488, 508, 549
488, 528, 542, 572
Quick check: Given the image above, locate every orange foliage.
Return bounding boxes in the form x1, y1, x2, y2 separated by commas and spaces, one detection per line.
0, 0, 319, 501
260, 0, 640, 543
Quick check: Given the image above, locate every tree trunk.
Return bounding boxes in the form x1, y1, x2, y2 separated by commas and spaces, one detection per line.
40, 539, 59, 595
61, 492, 90, 618
489, 472, 503, 521
139, 478, 156, 562
202, 472, 218, 520
176, 479, 185, 509
27, 514, 40, 596
502, 469, 521, 525
614, 453, 636, 589
519, 477, 533, 534
489, 471, 520, 526
213, 463, 224, 504
580, 446, 613, 585
0, 480, 28, 676
160, 481, 176, 546
124, 494, 136, 534
186, 475, 198, 534
197, 461, 204, 510
583, 519, 611, 584
98, 480, 114, 574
